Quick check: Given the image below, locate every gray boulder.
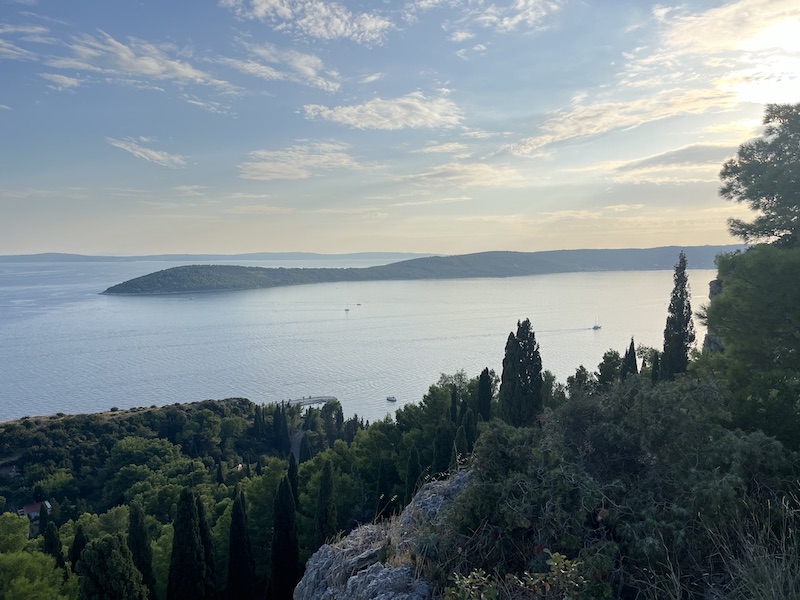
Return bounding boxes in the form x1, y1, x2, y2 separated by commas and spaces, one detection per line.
293, 470, 469, 600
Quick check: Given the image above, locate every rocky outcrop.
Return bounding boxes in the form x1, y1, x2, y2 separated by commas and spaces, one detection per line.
294, 470, 469, 600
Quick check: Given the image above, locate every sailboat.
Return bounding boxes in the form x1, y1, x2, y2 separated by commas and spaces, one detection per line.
592, 316, 602, 330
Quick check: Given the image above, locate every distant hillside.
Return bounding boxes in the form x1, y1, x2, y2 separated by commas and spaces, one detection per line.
102, 245, 743, 295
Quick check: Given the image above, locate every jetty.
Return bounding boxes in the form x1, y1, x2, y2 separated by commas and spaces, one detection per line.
286, 395, 337, 407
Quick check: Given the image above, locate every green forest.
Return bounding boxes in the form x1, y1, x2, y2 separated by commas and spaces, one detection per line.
1, 103, 799, 599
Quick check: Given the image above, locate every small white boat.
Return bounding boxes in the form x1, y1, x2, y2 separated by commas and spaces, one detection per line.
386, 395, 397, 402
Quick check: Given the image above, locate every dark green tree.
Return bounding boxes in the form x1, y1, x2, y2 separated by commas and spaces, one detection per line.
432, 422, 455, 475
661, 251, 695, 379
449, 385, 459, 424
453, 425, 468, 465
719, 103, 800, 247
596, 349, 622, 387
650, 351, 661, 385
78, 532, 149, 600
462, 408, 477, 452
128, 501, 155, 600
288, 453, 299, 509
216, 460, 225, 485
70, 523, 88, 573
620, 338, 639, 380
375, 459, 395, 519
37, 501, 50, 536
270, 476, 300, 600
195, 495, 216, 598
498, 319, 543, 426
227, 486, 255, 600
42, 521, 66, 570
477, 367, 492, 422
299, 434, 311, 464
404, 445, 422, 505
312, 459, 337, 550
168, 489, 212, 600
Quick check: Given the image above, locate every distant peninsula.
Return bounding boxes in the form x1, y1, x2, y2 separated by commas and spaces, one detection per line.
101, 245, 742, 295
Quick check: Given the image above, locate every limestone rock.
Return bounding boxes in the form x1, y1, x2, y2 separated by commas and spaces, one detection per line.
293, 470, 469, 600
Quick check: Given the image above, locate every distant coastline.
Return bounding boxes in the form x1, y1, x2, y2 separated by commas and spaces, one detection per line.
100, 245, 743, 295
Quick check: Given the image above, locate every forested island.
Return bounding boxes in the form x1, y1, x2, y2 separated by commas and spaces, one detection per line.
102, 245, 742, 295
1, 104, 798, 600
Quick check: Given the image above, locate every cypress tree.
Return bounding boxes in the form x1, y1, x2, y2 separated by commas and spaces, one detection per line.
167, 489, 209, 600
216, 460, 225, 485
227, 486, 255, 600
651, 351, 661, 385
70, 522, 88, 573
498, 319, 544, 426
449, 385, 459, 424
288, 453, 300, 509
432, 422, 455, 475
404, 445, 422, 505
299, 434, 311, 464
462, 408, 477, 452
128, 500, 156, 599
42, 521, 66, 570
662, 251, 696, 379
453, 425, 468, 466
313, 459, 337, 550
38, 501, 50, 536
375, 459, 395, 519
78, 532, 149, 600
195, 495, 216, 599
620, 338, 639, 380
270, 476, 300, 600
477, 367, 492, 422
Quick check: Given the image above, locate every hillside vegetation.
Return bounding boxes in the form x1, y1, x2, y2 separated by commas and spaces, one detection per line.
102, 245, 741, 295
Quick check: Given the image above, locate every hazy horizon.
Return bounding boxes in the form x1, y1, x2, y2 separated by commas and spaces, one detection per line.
2, 1, 798, 255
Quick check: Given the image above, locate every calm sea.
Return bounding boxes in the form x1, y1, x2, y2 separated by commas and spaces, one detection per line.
0, 259, 716, 424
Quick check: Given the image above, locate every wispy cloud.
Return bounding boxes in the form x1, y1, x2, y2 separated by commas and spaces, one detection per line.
470, 0, 563, 33
180, 94, 232, 115
0, 104, 11, 110
238, 141, 365, 180
304, 92, 462, 130
505, 88, 736, 156
360, 73, 382, 84
415, 141, 469, 154
173, 185, 207, 196
399, 161, 525, 188
47, 31, 233, 92
221, 41, 340, 91
225, 204, 295, 215
106, 137, 187, 168
220, 0, 393, 45
40, 72, 80, 90
0, 38, 38, 60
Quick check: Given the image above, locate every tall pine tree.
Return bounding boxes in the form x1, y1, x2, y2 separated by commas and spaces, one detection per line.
620, 337, 639, 381
661, 251, 695, 379
42, 521, 66, 570
227, 486, 255, 600
288, 453, 300, 509
128, 500, 156, 600
498, 319, 544, 426
195, 495, 216, 599
312, 459, 337, 550
270, 476, 300, 600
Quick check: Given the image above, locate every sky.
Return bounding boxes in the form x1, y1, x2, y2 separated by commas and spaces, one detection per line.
1, 0, 799, 256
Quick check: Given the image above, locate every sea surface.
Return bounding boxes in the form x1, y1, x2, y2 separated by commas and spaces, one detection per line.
0, 259, 716, 424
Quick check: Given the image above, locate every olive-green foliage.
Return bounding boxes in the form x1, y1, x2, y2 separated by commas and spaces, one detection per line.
312, 459, 337, 550
699, 244, 800, 448
0, 550, 77, 600
78, 532, 149, 600
0, 512, 31, 553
